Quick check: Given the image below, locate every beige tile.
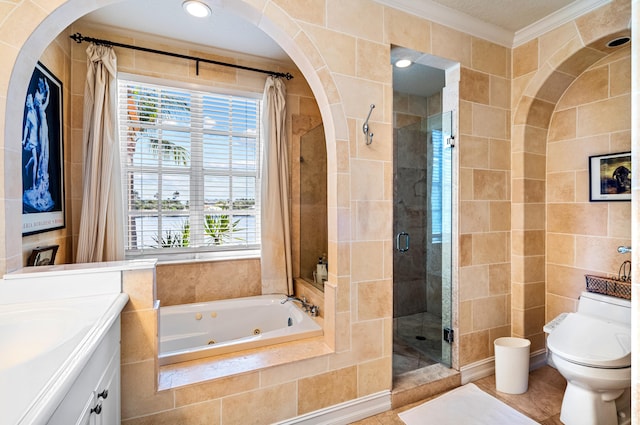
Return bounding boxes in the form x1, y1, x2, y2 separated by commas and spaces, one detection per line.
260, 357, 329, 387
547, 264, 590, 300
609, 54, 631, 97
431, 23, 472, 68
327, 0, 383, 42
121, 360, 174, 420
539, 23, 578, 66
174, 374, 258, 407
547, 172, 575, 203
460, 200, 490, 233
459, 265, 489, 301
489, 139, 510, 171
473, 170, 508, 200
352, 319, 384, 362
358, 356, 392, 396
472, 232, 509, 265
460, 135, 489, 169
472, 104, 507, 139
121, 309, 157, 364
351, 241, 384, 281
471, 38, 508, 77
547, 232, 575, 267
557, 66, 609, 110
577, 94, 630, 137
472, 295, 507, 330
547, 108, 576, 142
123, 269, 155, 312
574, 0, 631, 46
273, 0, 325, 24
460, 67, 490, 104
304, 24, 356, 76
384, 8, 430, 53
222, 382, 297, 424
534, 71, 574, 106
490, 75, 510, 109
357, 39, 390, 82
459, 330, 490, 366
489, 201, 510, 232
298, 366, 357, 414
513, 38, 538, 78
357, 279, 392, 320
121, 401, 220, 425
547, 203, 608, 236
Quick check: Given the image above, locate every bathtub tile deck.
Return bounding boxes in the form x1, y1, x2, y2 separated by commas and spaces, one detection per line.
158, 336, 332, 390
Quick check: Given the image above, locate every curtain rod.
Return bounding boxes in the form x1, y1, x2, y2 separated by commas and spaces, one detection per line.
70, 32, 293, 80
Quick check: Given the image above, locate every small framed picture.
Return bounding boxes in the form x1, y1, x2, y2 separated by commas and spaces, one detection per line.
589, 152, 631, 202
27, 245, 59, 266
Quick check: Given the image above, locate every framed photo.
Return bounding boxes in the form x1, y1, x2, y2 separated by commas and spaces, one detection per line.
27, 245, 59, 266
21, 62, 65, 235
589, 152, 631, 201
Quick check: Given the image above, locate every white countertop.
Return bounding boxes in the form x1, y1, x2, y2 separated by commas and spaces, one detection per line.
3, 292, 129, 425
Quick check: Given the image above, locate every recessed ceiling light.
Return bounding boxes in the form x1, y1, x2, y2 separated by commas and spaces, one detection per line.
606, 36, 630, 48
183, 0, 211, 18
395, 59, 412, 68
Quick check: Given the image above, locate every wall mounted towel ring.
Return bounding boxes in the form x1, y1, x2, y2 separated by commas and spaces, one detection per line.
363, 104, 375, 145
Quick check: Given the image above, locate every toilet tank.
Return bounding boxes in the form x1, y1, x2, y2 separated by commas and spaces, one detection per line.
578, 291, 631, 325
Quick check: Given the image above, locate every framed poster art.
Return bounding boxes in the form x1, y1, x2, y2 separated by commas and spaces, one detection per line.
589, 152, 631, 202
21, 62, 65, 235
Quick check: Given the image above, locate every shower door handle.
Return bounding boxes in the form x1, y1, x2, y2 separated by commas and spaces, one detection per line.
396, 232, 409, 253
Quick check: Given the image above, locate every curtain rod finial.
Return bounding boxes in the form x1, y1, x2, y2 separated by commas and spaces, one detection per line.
70, 33, 83, 44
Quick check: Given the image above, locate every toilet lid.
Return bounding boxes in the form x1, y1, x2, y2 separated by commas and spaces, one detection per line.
547, 313, 631, 368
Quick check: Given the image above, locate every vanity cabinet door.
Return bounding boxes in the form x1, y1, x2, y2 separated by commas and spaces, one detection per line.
93, 351, 120, 425
46, 319, 120, 425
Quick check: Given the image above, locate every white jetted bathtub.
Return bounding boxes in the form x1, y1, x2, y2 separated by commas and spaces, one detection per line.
159, 294, 323, 365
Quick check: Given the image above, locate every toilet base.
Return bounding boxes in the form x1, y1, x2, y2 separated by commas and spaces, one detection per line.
560, 383, 630, 425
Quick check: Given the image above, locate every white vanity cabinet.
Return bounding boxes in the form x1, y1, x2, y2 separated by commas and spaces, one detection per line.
46, 318, 121, 425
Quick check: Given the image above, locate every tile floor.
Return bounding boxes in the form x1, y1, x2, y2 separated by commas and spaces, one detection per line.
393, 312, 442, 376
353, 365, 567, 424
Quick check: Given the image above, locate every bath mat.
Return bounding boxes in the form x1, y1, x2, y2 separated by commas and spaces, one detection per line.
398, 383, 539, 425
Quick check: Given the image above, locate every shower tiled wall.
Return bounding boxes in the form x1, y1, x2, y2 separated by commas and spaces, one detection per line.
393, 91, 443, 318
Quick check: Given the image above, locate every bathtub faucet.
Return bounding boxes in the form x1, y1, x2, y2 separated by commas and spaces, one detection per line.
281, 296, 319, 317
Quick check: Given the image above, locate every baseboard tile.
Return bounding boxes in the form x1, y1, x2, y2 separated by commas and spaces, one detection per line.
461, 349, 548, 385
274, 390, 391, 425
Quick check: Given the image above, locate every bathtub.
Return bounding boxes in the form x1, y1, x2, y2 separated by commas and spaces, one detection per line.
158, 294, 323, 365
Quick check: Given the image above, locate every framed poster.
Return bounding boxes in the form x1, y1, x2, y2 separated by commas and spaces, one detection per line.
21, 62, 65, 235
589, 152, 631, 201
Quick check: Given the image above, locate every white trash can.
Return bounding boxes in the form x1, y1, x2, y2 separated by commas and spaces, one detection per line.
494, 337, 531, 394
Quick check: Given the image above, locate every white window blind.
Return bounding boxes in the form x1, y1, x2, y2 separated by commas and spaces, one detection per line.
118, 78, 261, 256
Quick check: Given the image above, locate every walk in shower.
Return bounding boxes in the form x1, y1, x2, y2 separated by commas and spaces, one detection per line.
392, 47, 456, 378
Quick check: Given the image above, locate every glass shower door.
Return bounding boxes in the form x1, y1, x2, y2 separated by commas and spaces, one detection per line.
393, 109, 453, 372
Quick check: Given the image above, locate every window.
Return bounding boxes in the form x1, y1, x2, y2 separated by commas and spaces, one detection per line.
118, 77, 261, 257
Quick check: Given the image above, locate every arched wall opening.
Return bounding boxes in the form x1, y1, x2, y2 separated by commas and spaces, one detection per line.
512, 25, 631, 353
2, 0, 342, 274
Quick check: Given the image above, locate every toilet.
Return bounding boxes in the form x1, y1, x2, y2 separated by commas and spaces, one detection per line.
546, 291, 631, 425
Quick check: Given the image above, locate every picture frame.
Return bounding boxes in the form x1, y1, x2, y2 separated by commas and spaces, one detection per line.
589, 152, 631, 202
27, 245, 59, 266
21, 61, 65, 235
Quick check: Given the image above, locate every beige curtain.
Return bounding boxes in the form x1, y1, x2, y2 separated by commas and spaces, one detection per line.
76, 44, 124, 263
260, 76, 292, 295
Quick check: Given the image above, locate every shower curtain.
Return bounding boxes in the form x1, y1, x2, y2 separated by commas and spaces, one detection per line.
76, 44, 124, 263
260, 76, 293, 295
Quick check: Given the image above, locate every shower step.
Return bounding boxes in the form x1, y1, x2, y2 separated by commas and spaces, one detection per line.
391, 363, 461, 409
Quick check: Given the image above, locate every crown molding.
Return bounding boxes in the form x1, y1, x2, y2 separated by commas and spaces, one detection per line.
377, 0, 612, 48
513, 0, 612, 47
375, 0, 513, 47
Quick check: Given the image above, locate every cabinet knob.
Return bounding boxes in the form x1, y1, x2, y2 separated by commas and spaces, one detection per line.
98, 389, 109, 400
91, 402, 102, 415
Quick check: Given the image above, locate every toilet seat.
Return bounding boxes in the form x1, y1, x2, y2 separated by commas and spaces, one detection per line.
547, 313, 631, 368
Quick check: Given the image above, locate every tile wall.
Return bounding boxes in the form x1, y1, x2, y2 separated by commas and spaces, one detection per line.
511, 0, 631, 351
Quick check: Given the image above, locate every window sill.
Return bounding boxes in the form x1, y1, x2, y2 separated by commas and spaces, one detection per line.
127, 249, 260, 265
157, 336, 333, 391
